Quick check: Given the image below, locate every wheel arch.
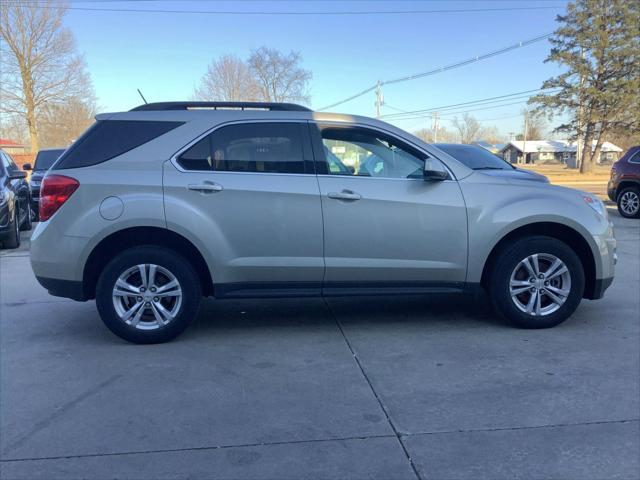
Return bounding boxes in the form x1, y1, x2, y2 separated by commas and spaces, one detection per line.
616, 180, 640, 198
480, 222, 598, 299
82, 226, 214, 300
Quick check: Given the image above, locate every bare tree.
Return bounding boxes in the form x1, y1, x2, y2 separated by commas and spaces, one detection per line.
194, 54, 260, 101
451, 114, 483, 144
413, 126, 457, 143
247, 47, 312, 104
1, 1, 94, 152
38, 96, 96, 148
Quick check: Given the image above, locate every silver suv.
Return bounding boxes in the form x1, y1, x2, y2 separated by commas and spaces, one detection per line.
30, 102, 616, 343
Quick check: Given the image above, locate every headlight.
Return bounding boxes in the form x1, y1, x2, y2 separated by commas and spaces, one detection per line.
583, 194, 606, 217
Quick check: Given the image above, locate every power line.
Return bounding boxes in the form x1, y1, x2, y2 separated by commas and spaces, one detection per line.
318, 32, 553, 110
379, 87, 555, 119
6, 2, 567, 16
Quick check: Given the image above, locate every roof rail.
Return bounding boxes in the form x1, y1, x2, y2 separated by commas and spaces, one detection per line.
130, 101, 312, 112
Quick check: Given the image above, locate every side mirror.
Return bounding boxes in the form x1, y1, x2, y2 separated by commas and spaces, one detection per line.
423, 158, 449, 181
424, 169, 449, 181
23, 163, 32, 171
9, 170, 27, 180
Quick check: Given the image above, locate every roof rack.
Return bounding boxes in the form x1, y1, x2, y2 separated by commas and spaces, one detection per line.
130, 101, 312, 112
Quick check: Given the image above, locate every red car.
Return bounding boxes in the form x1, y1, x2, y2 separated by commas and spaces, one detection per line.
608, 146, 640, 218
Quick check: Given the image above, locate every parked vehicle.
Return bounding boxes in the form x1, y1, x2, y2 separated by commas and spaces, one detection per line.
23, 148, 66, 221
608, 146, 640, 218
434, 143, 549, 183
30, 102, 617, 343
0, 149, 32, 249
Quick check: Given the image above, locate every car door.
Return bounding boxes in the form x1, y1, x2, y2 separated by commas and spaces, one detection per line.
310, 123, 468, 292
163, 121, 325, 297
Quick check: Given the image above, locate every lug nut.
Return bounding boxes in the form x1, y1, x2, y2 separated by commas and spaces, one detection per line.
150, 287, 156, 293
544, 281, 549, 286
145, 302, 150, 307
529, 278, 535, 283
530, 287, 536, 293
137, 296, 143, 302
140, 287, 146, 293
153, 297, 159, 302
538, 274, 544, 279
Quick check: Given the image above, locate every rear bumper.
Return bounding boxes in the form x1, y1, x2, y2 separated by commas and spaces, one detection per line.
35, 276, 88, 301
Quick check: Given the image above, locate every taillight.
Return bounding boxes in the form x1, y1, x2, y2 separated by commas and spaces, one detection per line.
39, 174, 79, 221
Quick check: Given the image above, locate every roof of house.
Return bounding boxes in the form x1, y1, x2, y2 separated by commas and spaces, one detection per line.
500, 140, 622, 154
0, 138, 26, 147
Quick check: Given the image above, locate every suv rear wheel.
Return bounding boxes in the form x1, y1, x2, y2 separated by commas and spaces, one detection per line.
617, 186, 640, 219
489, 236, 585, 329
96, 246, 201, 343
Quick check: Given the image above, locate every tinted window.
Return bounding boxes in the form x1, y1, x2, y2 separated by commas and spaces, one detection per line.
55, 120, 184, 169
177, 122, 306, 174
321, 127, 425, 179
435, 144, 513, 170
34, 149, 65, 170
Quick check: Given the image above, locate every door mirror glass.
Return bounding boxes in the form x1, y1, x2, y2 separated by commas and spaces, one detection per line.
423, 157, 449, 181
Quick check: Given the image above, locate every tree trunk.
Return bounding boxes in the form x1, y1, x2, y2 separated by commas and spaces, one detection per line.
591, 130, 605, 168
20, 68, 39, 153
579, 124, 594, 174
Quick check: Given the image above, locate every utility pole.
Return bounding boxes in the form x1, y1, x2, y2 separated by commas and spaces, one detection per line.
431, 112, 440, 143
576, 46, 586, 171
522, 110, 528, 164
374, 81, 383, 119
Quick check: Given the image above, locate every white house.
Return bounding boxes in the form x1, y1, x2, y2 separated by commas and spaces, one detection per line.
499, 140, 622, 167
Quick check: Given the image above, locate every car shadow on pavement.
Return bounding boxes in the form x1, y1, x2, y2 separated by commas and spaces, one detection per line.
182, 292, 506, 340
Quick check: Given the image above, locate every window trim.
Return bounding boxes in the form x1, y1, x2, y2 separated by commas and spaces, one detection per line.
628, 150, 640, 164
309, 121, 453, 181
170, 120, 316, 175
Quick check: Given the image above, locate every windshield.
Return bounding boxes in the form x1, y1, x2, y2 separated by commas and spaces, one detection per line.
435, 144, 513, 170
34, 149, 65, 170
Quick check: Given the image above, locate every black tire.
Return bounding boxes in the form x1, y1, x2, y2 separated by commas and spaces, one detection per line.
616, 186, 640, 219
20, 199, 32, 231
95, 246, 202, 344
2, 206, 21, 249
488, 236, 585, 329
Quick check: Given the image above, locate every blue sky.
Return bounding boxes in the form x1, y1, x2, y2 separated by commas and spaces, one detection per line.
63, 0, 570, 138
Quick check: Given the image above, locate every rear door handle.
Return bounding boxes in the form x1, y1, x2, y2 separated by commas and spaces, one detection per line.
187, 183, 223, 193
327, 190, 361, 201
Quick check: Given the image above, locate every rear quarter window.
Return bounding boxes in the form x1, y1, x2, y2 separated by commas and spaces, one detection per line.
55, 120, 184, 169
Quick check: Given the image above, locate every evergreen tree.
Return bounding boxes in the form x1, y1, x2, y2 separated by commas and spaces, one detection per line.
530, 0, 639, 173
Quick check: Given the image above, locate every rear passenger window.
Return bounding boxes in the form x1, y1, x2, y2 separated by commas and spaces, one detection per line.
55, 120, 184, 169
177, 122, 306, 174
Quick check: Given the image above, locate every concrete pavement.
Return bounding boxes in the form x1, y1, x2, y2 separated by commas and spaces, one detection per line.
1, 210, 638, 479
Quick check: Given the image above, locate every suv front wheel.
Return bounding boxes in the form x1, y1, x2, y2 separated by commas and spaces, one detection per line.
489, 236, 585, 329
96, 246, 201, 343
617, 186, 640, 219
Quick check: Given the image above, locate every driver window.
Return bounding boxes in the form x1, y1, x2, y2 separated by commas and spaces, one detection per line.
321, 127, 425, 179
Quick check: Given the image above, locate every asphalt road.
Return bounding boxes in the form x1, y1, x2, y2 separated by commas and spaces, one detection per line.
1, 211, 638, 480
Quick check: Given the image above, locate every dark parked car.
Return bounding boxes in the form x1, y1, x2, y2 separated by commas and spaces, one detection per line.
434, 143, 549, 183
0, 149, 32, 249
608, 146, 640, 218
23, 147, 66, 220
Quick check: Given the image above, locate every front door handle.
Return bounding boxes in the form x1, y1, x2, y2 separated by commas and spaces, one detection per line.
327, 190, 361, 201
187, 183, 223, 193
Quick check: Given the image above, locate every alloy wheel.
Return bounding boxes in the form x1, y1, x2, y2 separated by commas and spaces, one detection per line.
620, 191, 640, 216
509, 253, 571, 317
112, 264, 183, 330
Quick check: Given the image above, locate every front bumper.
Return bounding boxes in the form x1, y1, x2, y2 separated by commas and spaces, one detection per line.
590, 276, 614, 300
